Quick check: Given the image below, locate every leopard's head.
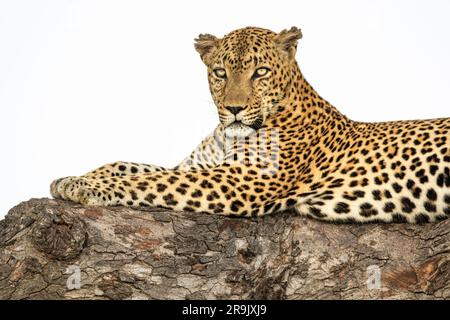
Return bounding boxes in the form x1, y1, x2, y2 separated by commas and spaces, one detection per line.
195, 26, 302, 138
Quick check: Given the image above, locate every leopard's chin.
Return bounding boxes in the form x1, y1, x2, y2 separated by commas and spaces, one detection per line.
224, 122, 256, 138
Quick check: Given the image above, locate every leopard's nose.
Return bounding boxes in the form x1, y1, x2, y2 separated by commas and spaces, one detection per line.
226, 106, 244, 115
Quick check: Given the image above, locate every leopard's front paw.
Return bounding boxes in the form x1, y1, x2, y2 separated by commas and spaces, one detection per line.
50, 177, 66, 199
50, 176, 105, 206
50, 176, 78, 200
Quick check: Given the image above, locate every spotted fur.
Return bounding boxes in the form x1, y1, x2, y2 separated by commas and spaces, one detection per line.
51, 26, 450, 223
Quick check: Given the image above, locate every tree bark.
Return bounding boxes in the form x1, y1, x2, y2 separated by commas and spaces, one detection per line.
0, 198, 449, 300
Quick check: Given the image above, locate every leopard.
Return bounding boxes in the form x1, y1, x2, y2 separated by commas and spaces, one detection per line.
50, 26, 450, 223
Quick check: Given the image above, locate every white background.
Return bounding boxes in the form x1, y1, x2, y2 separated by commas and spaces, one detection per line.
1, 0, 449, 218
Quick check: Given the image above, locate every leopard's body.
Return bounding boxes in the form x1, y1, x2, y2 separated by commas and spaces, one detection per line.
51, 27, 450, 223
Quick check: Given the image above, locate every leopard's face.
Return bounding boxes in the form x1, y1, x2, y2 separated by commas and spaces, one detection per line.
195, 27, 302, 138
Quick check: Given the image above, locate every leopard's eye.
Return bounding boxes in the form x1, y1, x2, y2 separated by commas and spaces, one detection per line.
213, 68, 227, 79
253, 67, 271, 79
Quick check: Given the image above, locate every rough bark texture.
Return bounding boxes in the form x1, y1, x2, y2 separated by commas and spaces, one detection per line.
0, 198, 449, 300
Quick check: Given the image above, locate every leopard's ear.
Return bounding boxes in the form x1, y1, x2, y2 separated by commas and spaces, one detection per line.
274, 27, 302, 60
194, 33, 219, 65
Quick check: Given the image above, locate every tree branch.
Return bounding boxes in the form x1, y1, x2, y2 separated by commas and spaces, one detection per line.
0, 198, 448, 299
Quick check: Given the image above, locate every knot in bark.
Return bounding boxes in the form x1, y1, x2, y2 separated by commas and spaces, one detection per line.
31, 207, 86, 260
